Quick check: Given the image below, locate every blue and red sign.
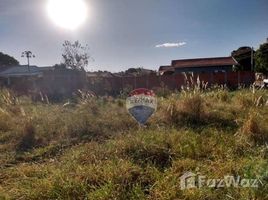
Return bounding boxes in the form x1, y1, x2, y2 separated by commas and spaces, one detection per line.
126, 88, 157, 125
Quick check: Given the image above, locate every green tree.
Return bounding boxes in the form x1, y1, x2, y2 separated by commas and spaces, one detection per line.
231, 46, 254, 71
255, 43, 268, 74
0, 52, 19, 66
62, 40, 92, 71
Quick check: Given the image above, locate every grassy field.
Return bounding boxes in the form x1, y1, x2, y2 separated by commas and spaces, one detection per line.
0, 87, 267, 199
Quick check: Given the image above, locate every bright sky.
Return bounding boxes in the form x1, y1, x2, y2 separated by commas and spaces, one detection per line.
0, 0, 267, 72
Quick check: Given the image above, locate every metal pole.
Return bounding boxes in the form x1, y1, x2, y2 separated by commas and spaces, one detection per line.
27, 54, 30, 72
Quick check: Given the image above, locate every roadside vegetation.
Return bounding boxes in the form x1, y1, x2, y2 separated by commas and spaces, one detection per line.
0, 87, 267, 200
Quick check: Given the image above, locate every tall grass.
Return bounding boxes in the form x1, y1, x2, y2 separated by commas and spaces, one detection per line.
164, 93, 205, 126
0, 88, 267, 199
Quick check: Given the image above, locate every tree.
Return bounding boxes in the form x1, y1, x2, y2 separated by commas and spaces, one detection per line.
231, 46, 254, 71
0, 52, 19, 66
62, 40, 92, 71
255, 42, 268, 74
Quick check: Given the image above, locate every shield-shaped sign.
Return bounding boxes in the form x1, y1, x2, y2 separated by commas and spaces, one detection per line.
126, 88, 157, 125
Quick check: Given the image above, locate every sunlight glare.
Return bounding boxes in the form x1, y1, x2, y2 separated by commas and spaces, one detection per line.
47, 0, 88, 30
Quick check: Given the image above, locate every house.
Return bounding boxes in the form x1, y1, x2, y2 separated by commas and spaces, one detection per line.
0, 65, 87, 97
158, 65, 174, 75
159, 57, 239, 75
0, 65, 44, 85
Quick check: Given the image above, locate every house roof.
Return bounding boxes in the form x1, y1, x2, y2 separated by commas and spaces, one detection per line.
0, 65, 43, 77
38, 66, 54, 71
158, 65, 175, 75
171, 57, 238, 68
159, 65, 172, 71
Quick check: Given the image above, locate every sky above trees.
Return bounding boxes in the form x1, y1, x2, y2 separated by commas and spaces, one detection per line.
0, 0, 268, 72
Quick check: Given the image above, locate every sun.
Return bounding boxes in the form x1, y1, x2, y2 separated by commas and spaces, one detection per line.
47, 0, 88, 30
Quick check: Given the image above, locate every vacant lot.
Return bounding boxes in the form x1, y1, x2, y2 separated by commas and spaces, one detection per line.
0, 88, 267, 200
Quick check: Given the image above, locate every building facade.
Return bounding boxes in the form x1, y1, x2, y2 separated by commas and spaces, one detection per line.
159, 57, 239, 75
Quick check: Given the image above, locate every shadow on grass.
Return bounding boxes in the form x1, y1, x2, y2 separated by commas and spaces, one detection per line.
167, 113, 239, 133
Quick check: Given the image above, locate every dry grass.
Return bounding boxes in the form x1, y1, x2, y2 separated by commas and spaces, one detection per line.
16, 122, 37, 151
238, 113, 268, 145
163, 93, 205, 126
0, 88, 267, 199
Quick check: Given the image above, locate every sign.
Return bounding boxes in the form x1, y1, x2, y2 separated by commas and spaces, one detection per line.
126, 88, 157, 125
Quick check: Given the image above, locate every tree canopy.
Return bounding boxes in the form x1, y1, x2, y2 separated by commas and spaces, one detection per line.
255, 42, 268, 74
231, 46, 254, 71
62, 41, 92, 71
0, 52, 19, 67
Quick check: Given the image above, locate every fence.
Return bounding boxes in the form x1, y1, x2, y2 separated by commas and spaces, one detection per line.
0, 71, 255, 98
87, 71, 255, 95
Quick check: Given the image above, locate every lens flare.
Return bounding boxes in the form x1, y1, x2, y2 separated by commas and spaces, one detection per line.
47, 0, 88, 30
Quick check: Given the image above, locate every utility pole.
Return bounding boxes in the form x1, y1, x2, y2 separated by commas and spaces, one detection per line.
21, 51, 35, 72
